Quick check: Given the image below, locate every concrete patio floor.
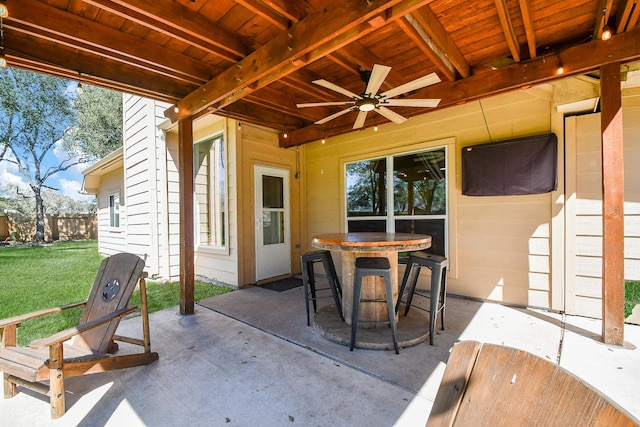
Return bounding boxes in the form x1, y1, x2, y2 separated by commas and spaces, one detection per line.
1, 283, 639, 426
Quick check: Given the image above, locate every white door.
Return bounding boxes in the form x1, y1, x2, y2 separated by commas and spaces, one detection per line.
255, 165, 291, 282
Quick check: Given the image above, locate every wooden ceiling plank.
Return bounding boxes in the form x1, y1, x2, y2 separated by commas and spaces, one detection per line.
6, 1, 214, 84
83, 0, 244, 62
280, 73, 338, 100
281, 27, 640, 146
326, 52, 362, 78
165, 0, 434, 121
593, 0, 614, 40
518, 0, 537, 59
260, 0, 308, 23
396, 15, 456, 81
220, 101, 311, 129
408, 6, 470, 78
235, 0, 290, 30
87, 0, 250, 59
494, 0, 521, 62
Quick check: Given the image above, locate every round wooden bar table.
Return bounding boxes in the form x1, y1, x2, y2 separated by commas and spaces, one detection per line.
312, 232, 431, 327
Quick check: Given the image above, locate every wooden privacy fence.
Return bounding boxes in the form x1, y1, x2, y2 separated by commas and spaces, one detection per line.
0, 213, 97, 242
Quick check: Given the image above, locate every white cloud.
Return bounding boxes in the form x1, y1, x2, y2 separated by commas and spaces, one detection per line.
58, 178, 94, 201
0, 160, 26, 189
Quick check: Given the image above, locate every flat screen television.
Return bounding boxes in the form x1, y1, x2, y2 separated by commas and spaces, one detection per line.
462, 133, 558, 196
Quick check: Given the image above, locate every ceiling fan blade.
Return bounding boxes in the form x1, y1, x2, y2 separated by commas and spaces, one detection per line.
364, 64, 391, 97
315, 107, 355, 125
383, 98, 441, 108
297, 101, 355, 108
312, 79, 360, 99
379, 72, 441, 99
376, 106, 407, 124
353, 111, 368, 129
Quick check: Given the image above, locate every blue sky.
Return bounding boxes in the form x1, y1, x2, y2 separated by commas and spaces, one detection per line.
1, 82, 96, 204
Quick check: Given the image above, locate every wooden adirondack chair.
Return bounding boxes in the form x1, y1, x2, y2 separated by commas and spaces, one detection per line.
426, 341, 639, 427
0, 252, 159, 419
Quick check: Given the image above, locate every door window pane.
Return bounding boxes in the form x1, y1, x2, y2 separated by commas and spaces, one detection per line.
263, 211, 284, 245
262, 176, 284, 208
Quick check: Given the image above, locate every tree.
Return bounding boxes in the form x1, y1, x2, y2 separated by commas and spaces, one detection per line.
0, 68, 78, 243
64, 84, 123, 160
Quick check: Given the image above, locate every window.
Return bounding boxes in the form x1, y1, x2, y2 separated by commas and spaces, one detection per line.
194, 134, 227, 250
109, 193, 120, 228
346, 146, 448, 257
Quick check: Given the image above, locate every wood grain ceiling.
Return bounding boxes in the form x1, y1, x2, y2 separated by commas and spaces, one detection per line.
3, 0, 640, 146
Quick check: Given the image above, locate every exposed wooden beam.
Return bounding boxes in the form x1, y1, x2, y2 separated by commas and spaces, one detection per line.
593, 0, 614, 40
260, 0, 308, 22
6, 1, 215, 85
178, 118, 195, 316
411, 6, 470, 78
83, 0, 248, 63
235, 0, 290, 30
281, 28, 640, 146
397, 14, 456, 80
600, 62, 625, 345
5, 31, 191, 102
518, 0, 537, 59
494, 0, 521, 62
165, 0, 436, 122
616, 0, 640, 33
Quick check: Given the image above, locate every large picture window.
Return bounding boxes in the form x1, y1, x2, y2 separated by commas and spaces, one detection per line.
194, 134, 227, 250
346, 146, 447, 257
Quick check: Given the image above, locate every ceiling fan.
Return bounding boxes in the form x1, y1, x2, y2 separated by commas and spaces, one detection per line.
296, 64, 442, 130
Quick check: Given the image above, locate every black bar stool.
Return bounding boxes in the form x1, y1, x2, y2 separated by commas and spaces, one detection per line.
301, 250, 344, 326
396, 252, 448, 345
350, 257, 399, 354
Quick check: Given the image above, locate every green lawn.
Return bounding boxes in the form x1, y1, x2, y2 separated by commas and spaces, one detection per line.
0, 240, 231, 345
626, 280, 640, 319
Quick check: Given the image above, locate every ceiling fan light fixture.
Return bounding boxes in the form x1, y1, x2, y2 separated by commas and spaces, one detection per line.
357, 97, 377, 112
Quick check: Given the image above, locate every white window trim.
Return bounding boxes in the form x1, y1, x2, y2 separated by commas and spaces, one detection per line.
108, 190, 121, 231
193, 132, 229, 255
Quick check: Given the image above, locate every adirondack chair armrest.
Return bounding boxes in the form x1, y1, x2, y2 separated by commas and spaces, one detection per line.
0, 301, 87, 329
29, 306, 138, 350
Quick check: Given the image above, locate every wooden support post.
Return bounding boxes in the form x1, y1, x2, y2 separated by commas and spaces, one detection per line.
49, 342, 65, 418
179, 117, 195, 315
600, 62, 625, 345
2, 325, 17, 398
